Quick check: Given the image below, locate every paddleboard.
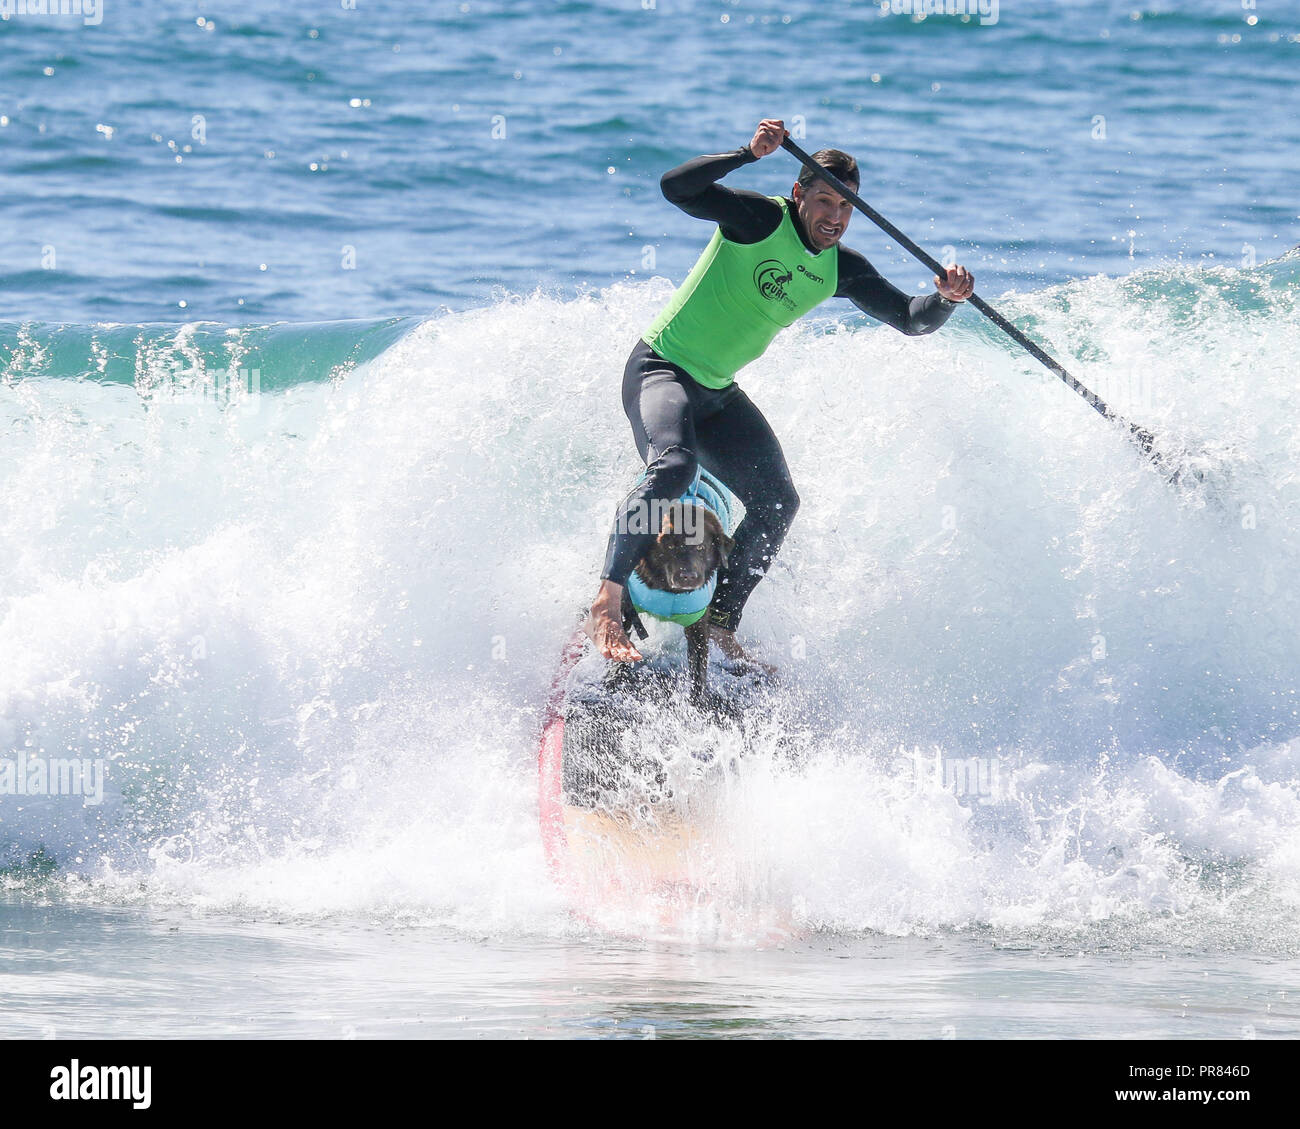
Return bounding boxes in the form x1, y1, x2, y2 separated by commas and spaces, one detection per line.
537, 619, 791, 936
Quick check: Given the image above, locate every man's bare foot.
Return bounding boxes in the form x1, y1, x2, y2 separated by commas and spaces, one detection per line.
708, 625, 778, 676
582, 579, 643, 662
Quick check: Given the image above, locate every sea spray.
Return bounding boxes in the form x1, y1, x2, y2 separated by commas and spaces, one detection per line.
1, 260, 1298, 947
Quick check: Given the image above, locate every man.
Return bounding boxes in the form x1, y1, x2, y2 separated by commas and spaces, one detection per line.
584, 118, 975, 667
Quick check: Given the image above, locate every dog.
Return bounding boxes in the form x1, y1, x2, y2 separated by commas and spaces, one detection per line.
609, 471, 735, 708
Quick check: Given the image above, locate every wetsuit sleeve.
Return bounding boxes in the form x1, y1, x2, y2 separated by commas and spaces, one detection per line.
660, 148, 784, 244
835, 245, 957, 336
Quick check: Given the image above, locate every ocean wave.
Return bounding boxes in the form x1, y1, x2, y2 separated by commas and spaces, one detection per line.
1, 261, 1298, 946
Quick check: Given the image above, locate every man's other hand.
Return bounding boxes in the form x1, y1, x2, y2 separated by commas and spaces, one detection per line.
747, 119, 788, 158
935, 264, 974, 301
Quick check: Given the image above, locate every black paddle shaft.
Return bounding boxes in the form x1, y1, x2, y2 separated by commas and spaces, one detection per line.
780, 136, 1160, 461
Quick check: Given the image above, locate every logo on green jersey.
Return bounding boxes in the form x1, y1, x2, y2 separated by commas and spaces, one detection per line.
754, 259, 795, 306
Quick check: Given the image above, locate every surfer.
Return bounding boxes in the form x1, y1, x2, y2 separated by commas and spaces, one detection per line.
584, 118, 975, 667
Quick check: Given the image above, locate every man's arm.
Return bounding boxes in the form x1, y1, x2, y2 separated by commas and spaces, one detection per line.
835, 246, 958, 336
659, 119, 792, 244
659, 148, 783, 244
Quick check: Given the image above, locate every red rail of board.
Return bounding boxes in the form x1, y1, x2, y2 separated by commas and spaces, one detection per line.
537, 624, 588, 886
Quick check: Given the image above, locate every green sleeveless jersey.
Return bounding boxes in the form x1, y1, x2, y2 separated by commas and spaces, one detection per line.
642, 196, 838, 389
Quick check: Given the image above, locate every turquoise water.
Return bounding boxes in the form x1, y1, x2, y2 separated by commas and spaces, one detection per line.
2, 1, 1300, 1037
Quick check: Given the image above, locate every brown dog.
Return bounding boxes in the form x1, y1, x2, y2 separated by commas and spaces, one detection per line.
615, 500, 734, 707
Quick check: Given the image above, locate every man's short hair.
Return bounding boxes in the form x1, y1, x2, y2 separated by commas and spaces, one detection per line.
797, 148, 859, 191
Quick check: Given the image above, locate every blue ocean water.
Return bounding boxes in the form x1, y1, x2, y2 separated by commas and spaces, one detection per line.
2, 0, 1295, 326
2, 1, 1300, 1037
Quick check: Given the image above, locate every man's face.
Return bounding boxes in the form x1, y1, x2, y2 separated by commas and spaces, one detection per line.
792, 180, 855, 251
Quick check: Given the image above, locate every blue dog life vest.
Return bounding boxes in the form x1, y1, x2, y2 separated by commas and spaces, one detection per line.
624, 466, 737, 627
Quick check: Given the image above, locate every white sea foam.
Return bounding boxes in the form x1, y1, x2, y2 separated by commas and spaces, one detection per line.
2, 258, 1298, 947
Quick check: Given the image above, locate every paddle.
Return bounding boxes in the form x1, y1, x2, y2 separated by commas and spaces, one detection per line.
781, 136, 1183, 480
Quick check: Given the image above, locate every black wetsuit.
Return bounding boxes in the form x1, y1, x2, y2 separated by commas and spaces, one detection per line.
601, 146, 957, 631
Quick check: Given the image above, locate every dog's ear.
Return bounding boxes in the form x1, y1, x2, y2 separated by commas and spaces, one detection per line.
718, 530, 735, 567
693, 510, 731, 563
